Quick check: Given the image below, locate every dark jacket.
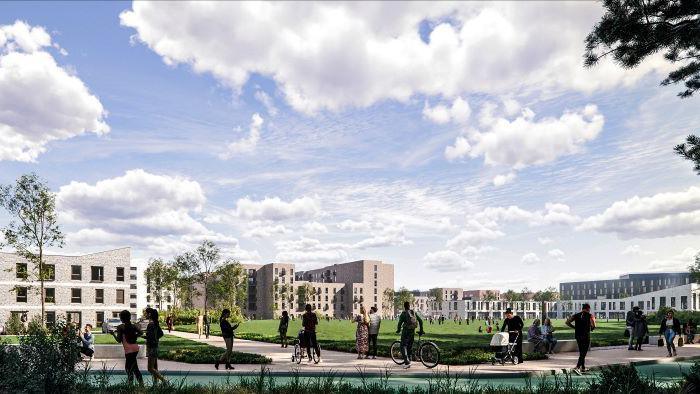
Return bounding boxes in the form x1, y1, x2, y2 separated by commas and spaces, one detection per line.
501, 316, 524, 333
220, 317, 239, 339
632, 317, 648, 338
658, 317, 682, 335
302, 311, 318, 332
625, 310, 636, 327
145, 322, 163, 348
567, 311, 595, 338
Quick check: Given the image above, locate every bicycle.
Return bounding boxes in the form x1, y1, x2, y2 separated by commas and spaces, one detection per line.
291, 329, 321, 364
390, 333, 440, 368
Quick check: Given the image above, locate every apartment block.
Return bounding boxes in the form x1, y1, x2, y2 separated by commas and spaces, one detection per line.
0, 248, 133, 328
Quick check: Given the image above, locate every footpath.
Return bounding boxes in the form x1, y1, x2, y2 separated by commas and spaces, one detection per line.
84, 330, 700, 378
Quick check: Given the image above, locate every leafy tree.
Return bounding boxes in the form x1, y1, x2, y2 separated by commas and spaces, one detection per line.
296, 282, 313, 309
533, 287, 559, 320
173, 240, 223, 317
675, 135, 700, 174
210, 260, 247, 311
0, 174, 64, 324
585, 0, 700, 98
689, 251, 700, 283
428, 287, 444, 310
144, 258, 178, 310
394, 287, 415, 311
482, 290, 498, 302
382, 287, 395, 317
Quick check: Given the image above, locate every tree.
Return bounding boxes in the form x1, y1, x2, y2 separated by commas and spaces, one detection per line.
296, 282, 313, 309
144, 258, 178, 310
173, 240, 223, 317
210, 260, 247, 311
394, 287, 415, 311
689, 252, 700, 283
483, 290, 498, 302
0, 174, 64, 324
382, 287, 395, 317
428, 287, 444, 310
675, 135, 700, 174
585, 0, 700, 99
533, 287, 559, 320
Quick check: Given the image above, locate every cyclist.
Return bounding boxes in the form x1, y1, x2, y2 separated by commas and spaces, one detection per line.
302, 304, 322, 363
396, 301, 424, 369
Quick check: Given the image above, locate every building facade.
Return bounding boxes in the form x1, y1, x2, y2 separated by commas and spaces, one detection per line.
560, 272, 692, 300
0, 248, 133, 328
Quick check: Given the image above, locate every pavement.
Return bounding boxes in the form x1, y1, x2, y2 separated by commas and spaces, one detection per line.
80, 331, 700, 378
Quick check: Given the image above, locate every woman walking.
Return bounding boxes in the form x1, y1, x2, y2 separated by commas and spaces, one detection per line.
112, 310, 144, 386
632, 312, 648, 351
165, 314, 174, 333
215, 309, 239, 370
354, 305, 369, 359
278, 310, 290, 348
145, 308, 166, 384
659, 310, 681, 357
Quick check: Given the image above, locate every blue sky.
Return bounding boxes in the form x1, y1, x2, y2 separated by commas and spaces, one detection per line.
1, 2, 699, 291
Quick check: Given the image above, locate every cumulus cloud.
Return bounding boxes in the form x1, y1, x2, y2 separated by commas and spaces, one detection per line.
120, 3, 670, 114
447, 104, 604, 171
243, 223, 291, 238
337, 219, 372, 232
220, 113, 263, 158
493, 172, 516, 187
579, 186, 700, 239
446, 219, 504, 249
302, 221, 328, 234
0, 21, 109, 162
521, 252, 541, 265
235, 196, 320, 221
538, 237, 553, 245
621, 244, 653, 256
548, 248, 565, 262
423, 97, 470, 124
254, 90, 278, 116
274, 237, 349, 265
423, 250, 474, 272
648, 247, 698, 271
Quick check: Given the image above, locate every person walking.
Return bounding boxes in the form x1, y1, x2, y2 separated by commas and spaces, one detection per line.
215, 309, 240, 370
368, 306, 381, 359
542, 318, 558, 354
165, 314, 174, 333
686, 319, 696, 344
278, 310, 290, 348
111, 310, 144, 386
566, 303, 596, 375
500, 308, 524, 363
626, 306, 639, 350
659, 310, 681, 357
354, 305, 369, 359
204, 313, 211, 339
633, 312, 648, 351
79, 324, 95, 359
197, 313, 204, 339
395, 301, 424, 369
144, 308, 166, 384
302, 304, 321, 363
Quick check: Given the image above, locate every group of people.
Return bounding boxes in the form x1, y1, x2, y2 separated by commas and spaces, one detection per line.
625, 306, 649, 351
353, 306, 382, 359
109, 308, 166, 386
526, 318, 558, 354
278, 304, 323, 363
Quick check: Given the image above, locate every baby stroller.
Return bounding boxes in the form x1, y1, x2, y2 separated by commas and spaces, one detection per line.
490, 331, 520, 365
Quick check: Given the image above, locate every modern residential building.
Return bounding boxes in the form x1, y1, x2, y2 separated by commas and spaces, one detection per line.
560, 272, 692, 300
411, 289, 549, 320
0, 248, 133, 328
191, 259, 395, 320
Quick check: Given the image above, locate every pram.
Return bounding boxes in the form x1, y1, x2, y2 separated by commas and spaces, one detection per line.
490, 331, 520, 365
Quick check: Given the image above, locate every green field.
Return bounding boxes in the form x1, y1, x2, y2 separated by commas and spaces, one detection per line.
176, 318, 630, 364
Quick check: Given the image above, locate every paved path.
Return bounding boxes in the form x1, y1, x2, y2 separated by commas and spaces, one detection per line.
117, 331, 700, 377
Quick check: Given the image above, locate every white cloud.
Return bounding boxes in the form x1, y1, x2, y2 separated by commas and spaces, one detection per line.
621, 244, 653, 256
302, 221, 328, 234
337, 219, 372, 232
451, 104, 604, 170
493, 172, 516, 187
521, 252, 541, 265
501, 97, 520, 117
423, 96, 470, 124
579, 186, 700, 239
274, 237, 349, 265
446, 219, 504, 249
475, 203, 580, 227
648, 247, 698, 271
423, 250, 474, 272
243, 223, 291, 239
120, 3, 670, 114
235, 196, 320, 221
538, 237, 553, 245
220, 113, 263, 158
254, 90, 278, 116
0, 21, 108, 162
548, 248, 565, 262
352, 223, 413, 249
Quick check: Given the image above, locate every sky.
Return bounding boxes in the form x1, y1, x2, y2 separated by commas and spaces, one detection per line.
1, 1, 699, 292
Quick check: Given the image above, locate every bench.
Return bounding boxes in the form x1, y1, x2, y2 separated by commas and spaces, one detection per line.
522, 339, 578, 353
92, 344, 146, 359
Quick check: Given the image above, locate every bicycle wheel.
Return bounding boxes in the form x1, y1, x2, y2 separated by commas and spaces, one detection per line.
419, 342, 440, 369
294, 344, 302, 364
312, 345, 321, 364
390, 341, 404, 365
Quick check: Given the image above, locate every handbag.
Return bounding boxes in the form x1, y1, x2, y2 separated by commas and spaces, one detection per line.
657, 337, 664, 347
678, 336, 684, 347
623, 328, 630, 338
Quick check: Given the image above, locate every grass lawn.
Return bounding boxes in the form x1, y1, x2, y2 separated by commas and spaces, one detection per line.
176, 318, 629, 364
0, 333, 271, 364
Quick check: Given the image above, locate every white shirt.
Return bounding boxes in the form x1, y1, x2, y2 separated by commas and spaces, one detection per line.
368, 313, 381, 335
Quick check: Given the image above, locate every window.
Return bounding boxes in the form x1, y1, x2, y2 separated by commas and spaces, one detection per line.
130, 284, 137, 290
95, 289, 104, 304
45, 288, 55, 303
130, 274, 137, 281
16, 287, 28, 302
116, 267, 125, 282
660, 296, 666, 308
96, 312, 104, 327
130, 293, 137, 299
682, 296, 688, 310
44, 264, 55, 281
116, 289, 125, 304
71, 265, 82, 280
91, 266, 104, 282
16, 263, 27, 279
671, 297, 676, 308
130, 303, 137, 309
71, 288, 82, 303
374, 281, 377, 287
46, 311, 56, 327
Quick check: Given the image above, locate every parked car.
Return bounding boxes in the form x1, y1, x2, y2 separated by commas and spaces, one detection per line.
102, 318, 122, 334
134, 318, 150, 332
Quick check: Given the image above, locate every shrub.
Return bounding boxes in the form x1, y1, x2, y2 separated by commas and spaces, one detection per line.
169, 307, 244, 325
5, 314, 25, 335
159, 346, 271, 364
587, 364, 655, 394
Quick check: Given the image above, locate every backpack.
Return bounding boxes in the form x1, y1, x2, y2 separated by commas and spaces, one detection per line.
405, 310, 418, 330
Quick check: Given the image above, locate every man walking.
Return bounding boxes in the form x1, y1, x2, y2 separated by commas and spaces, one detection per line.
368, 306, 381, 359
626, 306, 639, 350
302, 304, 322, 363
396, 301, 424, 369
566, 303, 596, 375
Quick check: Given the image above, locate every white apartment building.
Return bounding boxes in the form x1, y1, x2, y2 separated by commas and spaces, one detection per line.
0, 248, 133, 328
